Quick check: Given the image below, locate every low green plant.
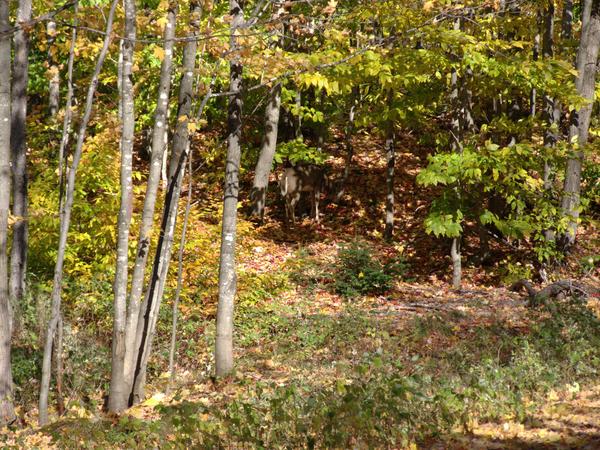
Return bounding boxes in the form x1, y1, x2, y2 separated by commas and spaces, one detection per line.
333, 241, 393, 298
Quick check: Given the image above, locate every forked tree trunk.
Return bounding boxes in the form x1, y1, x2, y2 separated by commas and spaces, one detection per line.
9, 0, 33, 337
561, 0, 600, 248
215, 0, 244, 377
129, 0, 200, 404
108, 0, 136, 413
250, 82, 281, 220
0, 0, 14, 426
39, 0, 118, 426
123, 1, 177, 402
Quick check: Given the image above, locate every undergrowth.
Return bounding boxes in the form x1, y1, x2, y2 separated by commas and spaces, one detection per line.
34, 298, 600, 449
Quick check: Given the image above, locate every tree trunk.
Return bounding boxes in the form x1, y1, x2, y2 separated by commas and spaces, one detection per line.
9, 0, 33, 338
449, 17, 467, 288
47, 20, 60, 117
542, 2, 559, 241
336, 86, 358, 202
0, 0, 14, 426
250, 83, 281, 220
451, 237, 461, 290
562, 0, 573, 39
168, 144, 193, 393
384, 118, 395, 240
108, 0, 136, 413
57, 2, 78, 206
129, 0, 201, 404
215, 0, 244, 377
560, 0, 600, 247
39, 0, 118, 426
123, 1, 177, 400
295, 90, 302, 139
53, 314, 64, 416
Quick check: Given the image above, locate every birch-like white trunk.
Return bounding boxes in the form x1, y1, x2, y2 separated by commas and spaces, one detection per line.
123, 2, 178, 401
561, 0, 600, 247
215, 0, 244, 377
130, 0, 201, 404
39, 0, 118, 425
108, 0, 136, 413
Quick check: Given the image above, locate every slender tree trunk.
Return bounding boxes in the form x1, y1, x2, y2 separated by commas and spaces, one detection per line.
47, 20, 60, 117
295, 90, 302, 139
58, 3, 78, 205
316, 90, 326, 151
560, 0, 600, 248
53, 315, 64, 416
130, 1, 202, 404
250, 83, 281, 220
542, 2, 559, 241
168, 144, 193, 393
562, 0, 573, 39
449, 17, 468, 289
451, 237, 461, 289
108, 0, 136, 413
39, 0, 118, 426
0, 0, 14, 426
215, 0, 244, 377
336, 86, 358, 202
384, 117, 395, 240
530, 22, 540, 117
9, 0, 33, 337
123, 1, 177, 400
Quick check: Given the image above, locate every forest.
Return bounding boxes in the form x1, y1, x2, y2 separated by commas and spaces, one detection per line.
1, 0, 600, 448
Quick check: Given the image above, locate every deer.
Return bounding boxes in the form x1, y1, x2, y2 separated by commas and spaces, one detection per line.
279, 164, 330, 224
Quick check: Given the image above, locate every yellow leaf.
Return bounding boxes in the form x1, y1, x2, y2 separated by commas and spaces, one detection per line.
154, 46, 165, 61
156, 15, 168, 29
143, 392, 166, 407
423, 1, 435, 11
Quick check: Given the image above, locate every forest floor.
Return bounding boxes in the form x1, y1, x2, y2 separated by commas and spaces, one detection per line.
3, 131, 600, 448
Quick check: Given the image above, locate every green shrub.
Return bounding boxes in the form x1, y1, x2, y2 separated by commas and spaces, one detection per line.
333, 241, 394, 298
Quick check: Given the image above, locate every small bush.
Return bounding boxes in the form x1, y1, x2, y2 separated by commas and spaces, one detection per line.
333, 241, 394, 298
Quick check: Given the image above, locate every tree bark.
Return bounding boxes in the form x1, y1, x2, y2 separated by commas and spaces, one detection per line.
449, 17, 470, 288
123, 1, 177, 400
250, 83, 281, 220
108, 0, 136, 413
168, 144, 193, 393
57, 2, 78, 207
0, 0, 14, 426
562, 0, 573, 39
336, 86, 358, 202
384, 116, 395, 240
215, 0, 244, 377
9, 0, 33, 337
47, 20, 60, 117
129, 1, 202, 404
39, 0, 118, 426
542, 2, 560, 241
560, 0, 600, 247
